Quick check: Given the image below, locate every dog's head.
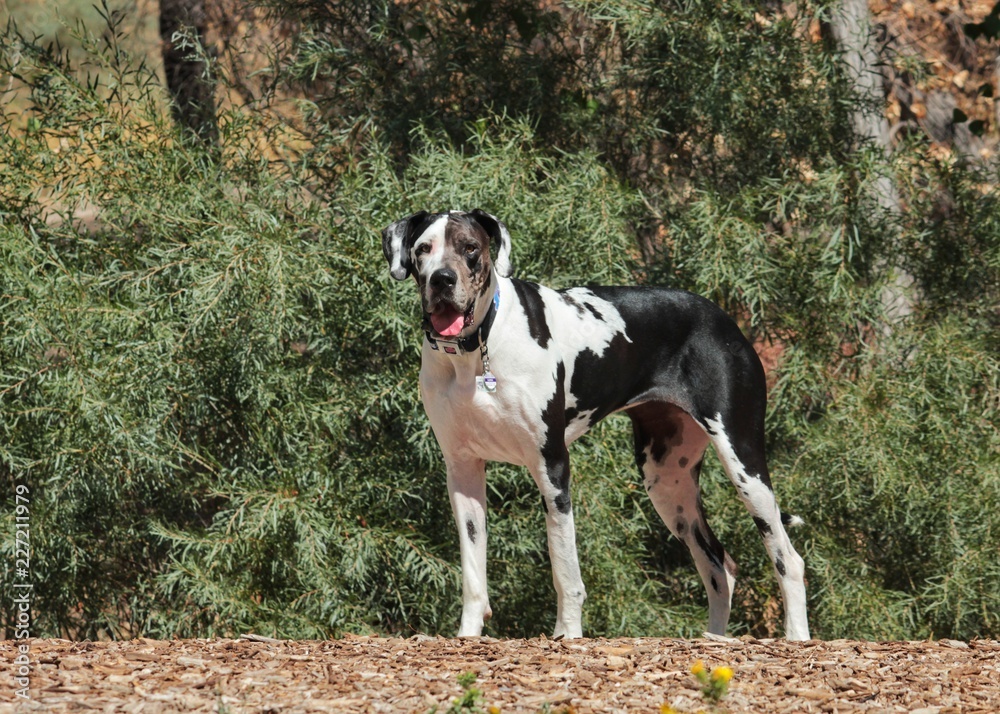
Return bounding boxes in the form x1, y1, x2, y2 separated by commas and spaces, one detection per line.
382, 209, 512, 338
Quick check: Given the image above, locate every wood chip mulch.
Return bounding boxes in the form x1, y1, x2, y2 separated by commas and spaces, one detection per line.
2, 635, 998, 713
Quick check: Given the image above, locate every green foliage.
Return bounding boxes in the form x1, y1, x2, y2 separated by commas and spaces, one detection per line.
270, 0, 582, 166
1, 0, 160, 68
896, 148, 1000, 325
1, 0, 998, 644
0, 14, 653, 639
786, 318, 1000, 639
574, 0, 854, 190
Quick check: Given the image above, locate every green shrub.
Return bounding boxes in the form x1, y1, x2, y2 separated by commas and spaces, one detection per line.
1, 3, 998, 642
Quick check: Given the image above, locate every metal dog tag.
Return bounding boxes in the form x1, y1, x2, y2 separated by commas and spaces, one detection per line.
476, 372, 498, 393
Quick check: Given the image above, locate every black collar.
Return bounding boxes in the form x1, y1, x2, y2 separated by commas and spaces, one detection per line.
425, 286, 500, 355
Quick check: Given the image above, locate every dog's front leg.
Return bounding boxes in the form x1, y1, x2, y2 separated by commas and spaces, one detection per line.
530, 451, 587, 639
446, 457, 492, 637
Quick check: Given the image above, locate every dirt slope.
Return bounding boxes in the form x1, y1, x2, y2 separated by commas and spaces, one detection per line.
2, 635, 998, 713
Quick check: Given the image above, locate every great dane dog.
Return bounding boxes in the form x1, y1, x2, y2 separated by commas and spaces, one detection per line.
382, 209, 810, 641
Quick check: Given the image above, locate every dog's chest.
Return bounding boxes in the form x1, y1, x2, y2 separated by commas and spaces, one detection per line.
420, 355, 555, 466
418, 282, 636, 467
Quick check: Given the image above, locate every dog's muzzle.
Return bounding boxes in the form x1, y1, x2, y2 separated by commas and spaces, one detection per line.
424, 301, 475, 338
424, 287, 501, 356
424, 269, 475, 338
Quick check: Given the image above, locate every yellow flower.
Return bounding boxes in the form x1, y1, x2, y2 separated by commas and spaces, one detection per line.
487, 707, 501, 714
659, 705, 678, 714
690, 660, 706, 676
711, 665, 734, 683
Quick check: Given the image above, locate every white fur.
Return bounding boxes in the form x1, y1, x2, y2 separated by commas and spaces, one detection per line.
703, 414, 810, 641
421, 277, 634, 638
411, 214, 449, 282
386, 224, 410, 281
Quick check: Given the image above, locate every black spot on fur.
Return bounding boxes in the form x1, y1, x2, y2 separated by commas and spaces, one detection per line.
466, 519, 476, 544
633, 440, 648, 470
753, 517, 773, 536
567, 331, 633, 425
678, 456, 689, 468
710, 575, 719, 593
540, 361, 571, 514
445, 213, 492, 298
583, 302, 604, 322
676, 505, 684, 514
541, 494, 549, 514
382, 210, 431, 279
676, 519, 686, 535
649, 422, 678, 464
628, 402, 691, 470
690, 458, 704, 481
775, 556, 786, 577
780, 512, 800, 526
693, 522, 725, 571
559, 291, 586, 316
511, 280, 551, 348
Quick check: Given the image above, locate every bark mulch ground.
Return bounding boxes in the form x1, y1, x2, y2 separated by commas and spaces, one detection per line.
2, 635, 998, 713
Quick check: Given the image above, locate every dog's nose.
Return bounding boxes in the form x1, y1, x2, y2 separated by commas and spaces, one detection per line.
430, 268, 458, 291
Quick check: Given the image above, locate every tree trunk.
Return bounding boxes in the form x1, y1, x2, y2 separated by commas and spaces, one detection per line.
827, 0, 914, 325
159, 0, 218, 146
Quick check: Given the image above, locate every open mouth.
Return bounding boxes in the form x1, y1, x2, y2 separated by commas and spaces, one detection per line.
426, 302, 475, 338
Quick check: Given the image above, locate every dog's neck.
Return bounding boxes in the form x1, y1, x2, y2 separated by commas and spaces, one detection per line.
424, 271, 501, 356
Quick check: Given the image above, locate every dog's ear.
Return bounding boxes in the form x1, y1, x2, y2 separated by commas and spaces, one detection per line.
469, 209, 512, 277
382, 211, 429, 281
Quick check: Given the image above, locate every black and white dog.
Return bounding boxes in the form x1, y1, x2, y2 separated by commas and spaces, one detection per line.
382, 209, 810, 641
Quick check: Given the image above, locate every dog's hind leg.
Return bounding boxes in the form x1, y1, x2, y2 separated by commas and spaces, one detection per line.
446, 457, 493, 637
629, 402, 737, 636
702, 411, 810, 641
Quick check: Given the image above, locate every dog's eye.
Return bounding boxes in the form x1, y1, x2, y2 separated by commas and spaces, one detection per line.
416, 243, 432, 255
465, 244, 479, 255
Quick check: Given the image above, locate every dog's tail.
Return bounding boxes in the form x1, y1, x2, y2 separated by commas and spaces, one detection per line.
781, 512, 805, 528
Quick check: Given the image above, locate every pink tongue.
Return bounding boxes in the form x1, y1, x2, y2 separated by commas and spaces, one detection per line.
431, 307, 466, 337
